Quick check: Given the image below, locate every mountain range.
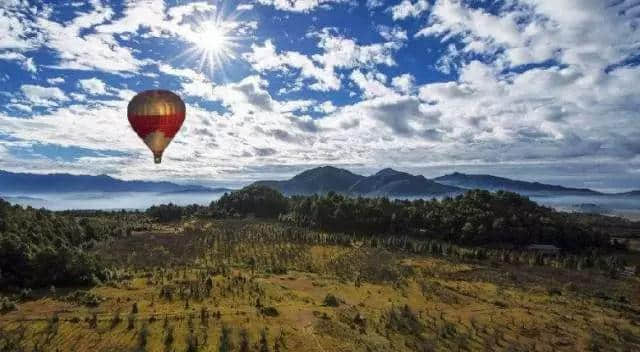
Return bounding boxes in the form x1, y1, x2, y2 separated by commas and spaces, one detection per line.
1, 167, 639, 199
0, 170, 224, 194
253, 167, 459, 197
252, 166, 635, 198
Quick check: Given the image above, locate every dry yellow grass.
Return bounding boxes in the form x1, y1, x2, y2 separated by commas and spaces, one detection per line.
2, 222, 640, 351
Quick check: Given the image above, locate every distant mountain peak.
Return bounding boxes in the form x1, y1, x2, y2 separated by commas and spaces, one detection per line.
375, 168, 404, 177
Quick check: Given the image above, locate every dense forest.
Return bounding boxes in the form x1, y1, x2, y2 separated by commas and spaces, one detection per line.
213, 186, 613, 250
0, 200, 145, 288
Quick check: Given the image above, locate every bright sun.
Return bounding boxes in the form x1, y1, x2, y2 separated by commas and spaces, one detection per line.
196, 22, 231, 53
185, 17, 241, 75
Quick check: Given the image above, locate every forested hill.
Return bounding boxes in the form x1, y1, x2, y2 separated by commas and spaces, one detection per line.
0, 170, 212, 193
434, 172, 603, 196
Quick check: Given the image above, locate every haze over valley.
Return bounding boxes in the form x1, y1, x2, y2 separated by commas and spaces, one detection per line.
3, 167, 640, 219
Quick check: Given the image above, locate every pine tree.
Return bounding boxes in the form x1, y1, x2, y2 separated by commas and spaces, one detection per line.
259, 329, 270, 352
219, 325, 232, 352
239, 329, 250, 352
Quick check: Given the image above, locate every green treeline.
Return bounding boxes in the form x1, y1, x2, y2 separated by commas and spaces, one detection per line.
211, 186, 611, 251
0, 199, 142, 288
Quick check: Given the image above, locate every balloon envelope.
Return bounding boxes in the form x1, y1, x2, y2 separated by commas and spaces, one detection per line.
127, 90, 186, 164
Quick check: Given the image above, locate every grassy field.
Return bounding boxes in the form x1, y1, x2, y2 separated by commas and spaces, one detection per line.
2, 220, 640, 351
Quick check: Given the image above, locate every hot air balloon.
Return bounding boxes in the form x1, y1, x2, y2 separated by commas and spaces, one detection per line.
127, 90, 186, 164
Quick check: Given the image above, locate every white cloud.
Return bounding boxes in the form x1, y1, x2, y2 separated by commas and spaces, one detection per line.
78, 78, 107, 95
0, 52, 26, 61
279, 99, 316, 113
256, 0, 349, 12
350, 70, 394, 99
315, 101, 337, 114
417, 0, 638, 71
8, 103, 31, 113
46, 77, 65, 85
366, 0, 384, 9
0, 2, 44, 52
0, 52, 36, 73
312, 29, 401, 70
237, 4, 254, 11
36, 2, 145, 73
20, 84, 69, 106
391, 73, 415, 94
94, 0, 167, 35
319, 92, 443, 141
390, 0, 429, 20
377, 25, 408, 42
158, 64, 206, 82
245, 40, 341, 91
167, 1, 217, 26
70, 92, 87, 102
23, 57, 36, 73
245, 30, 402, 92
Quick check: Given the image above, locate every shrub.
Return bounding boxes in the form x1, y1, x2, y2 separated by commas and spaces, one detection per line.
0, 296, 17, 314
19, 288, 33, 300
547, 287, 562, 296
65, 290, 104, 307
386, 305, 424, 335
563, 282, 578, 292
493, 300, 508, 308
323, 293, 341, 307
261, 306, 280, 317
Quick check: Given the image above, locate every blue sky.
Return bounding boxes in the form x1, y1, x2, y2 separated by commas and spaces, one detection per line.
0, 0, 639, 191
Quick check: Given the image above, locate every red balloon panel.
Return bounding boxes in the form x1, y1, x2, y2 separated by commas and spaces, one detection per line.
128, 113, 186, 139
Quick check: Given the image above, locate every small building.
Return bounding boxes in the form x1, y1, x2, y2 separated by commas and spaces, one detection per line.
526, 244, 560, 254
